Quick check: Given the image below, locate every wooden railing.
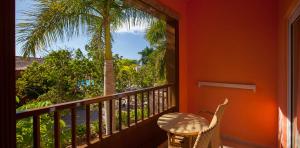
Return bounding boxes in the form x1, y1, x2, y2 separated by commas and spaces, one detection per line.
16, 84, 175, 148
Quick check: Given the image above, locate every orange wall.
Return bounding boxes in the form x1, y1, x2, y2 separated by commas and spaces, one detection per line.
278, 0, 300, 147
185, 0, 278, 147
157, 0, 300, 147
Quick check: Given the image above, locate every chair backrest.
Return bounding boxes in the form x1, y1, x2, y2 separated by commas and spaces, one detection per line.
193, 115, 218, 148
210, 98, 229, 148
214, 98, 228, 124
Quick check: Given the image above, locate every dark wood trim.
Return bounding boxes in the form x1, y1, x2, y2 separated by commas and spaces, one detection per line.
174, 20, 180, 111
153, 90, 155, 115
147, 91, 150, 117
157, 89, 160, 113
98, 102, 103, 141
291, 15, 300, 148
71, 108, 77, 148
0, 0, 16, 147
166, 88, 168, 109
166, 18, 179, 111
162, 89, 165, 111
141, 92, 144, 120
33, 115, 41, 148
54, 112, 61, 148
125, 0, 179, 21
134, 94, 138, 124
118, 98, 122, 131
127, 96, 130, 127
109, 100, 113, 135
86, 105, 91, 144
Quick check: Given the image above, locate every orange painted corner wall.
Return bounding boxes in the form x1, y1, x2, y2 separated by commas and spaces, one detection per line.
156, 0, 189, 112
185, 0, 278, 147
278, 0, 300, 147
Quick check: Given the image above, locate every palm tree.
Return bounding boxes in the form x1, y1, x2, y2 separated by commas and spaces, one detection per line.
145, 19, 167, 80
138, 46, 154, 65
17, 0, 150, 134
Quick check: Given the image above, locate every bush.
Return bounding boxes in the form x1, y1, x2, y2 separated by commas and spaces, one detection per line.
16, 100, 70, 147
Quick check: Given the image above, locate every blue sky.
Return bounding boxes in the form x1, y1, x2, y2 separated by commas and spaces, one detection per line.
16, 0, 150, 60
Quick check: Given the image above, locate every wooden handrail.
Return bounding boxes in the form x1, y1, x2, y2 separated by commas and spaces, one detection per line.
16, 84, 175, 148
16, 84, 173, 120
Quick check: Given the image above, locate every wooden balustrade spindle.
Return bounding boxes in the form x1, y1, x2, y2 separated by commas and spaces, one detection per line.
86, 104, 91, 144
109, 100, 113, 135
33, 115, 40, 148
127, 96, 130, 127
71, 108, 76, 148
162, 89, 165, 111
98, 102, 103, 140
166, 87, 169, 109
54, 111, 61, 148
134, 94, 137, 124
157, 89, 160, 113
147, 91, 150, 118
152, 90, 155, 115
170, 86, 172, 107
141, 92, 144, 120
118, 98, 122, 131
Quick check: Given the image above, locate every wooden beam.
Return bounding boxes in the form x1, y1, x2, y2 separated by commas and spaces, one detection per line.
125, 0, 179, 21
0, 0, 16, 147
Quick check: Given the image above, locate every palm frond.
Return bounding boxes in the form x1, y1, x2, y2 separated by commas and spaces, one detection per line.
17, 0, 100, 57
146, 19, 166, 46
110, 1, 153, 32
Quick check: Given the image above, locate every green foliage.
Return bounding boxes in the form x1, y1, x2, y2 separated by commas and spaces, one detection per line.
16, 49, 104, 105
146, 19, 166, 47
16, 61, 49, 104
115, 108, 148, 129
136, 46, 167, 87
138, 47, 154, 65
16, 96, 20, 103
17, 100, 52, 111
142, 19, 167, 83
114, 55, 139, 92
16, 100, 70, 147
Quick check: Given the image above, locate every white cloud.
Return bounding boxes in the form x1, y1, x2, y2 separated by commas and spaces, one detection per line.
114, 22, 149, 34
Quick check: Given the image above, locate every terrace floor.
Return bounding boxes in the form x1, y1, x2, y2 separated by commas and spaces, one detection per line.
157, 138, 262, 148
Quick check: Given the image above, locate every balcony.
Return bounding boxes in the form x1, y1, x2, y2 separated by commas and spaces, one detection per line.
2, 0, 300, 147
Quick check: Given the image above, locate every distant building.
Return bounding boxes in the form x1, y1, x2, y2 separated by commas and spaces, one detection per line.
15, 56, 44, 78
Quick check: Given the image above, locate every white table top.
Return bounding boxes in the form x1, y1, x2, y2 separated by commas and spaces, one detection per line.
157, 112, 209, 136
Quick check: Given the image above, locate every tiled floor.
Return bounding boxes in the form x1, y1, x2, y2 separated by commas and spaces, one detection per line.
158, 139, 261, 148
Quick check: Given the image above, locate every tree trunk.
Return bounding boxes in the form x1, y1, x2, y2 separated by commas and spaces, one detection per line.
103, 0, 116, 135
104, 59, 115, 134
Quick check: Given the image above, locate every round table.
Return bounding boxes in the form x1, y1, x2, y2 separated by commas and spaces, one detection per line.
157, 112, 209, 147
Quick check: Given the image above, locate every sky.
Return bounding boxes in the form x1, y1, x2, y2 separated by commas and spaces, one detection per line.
15, 0, 150, 60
